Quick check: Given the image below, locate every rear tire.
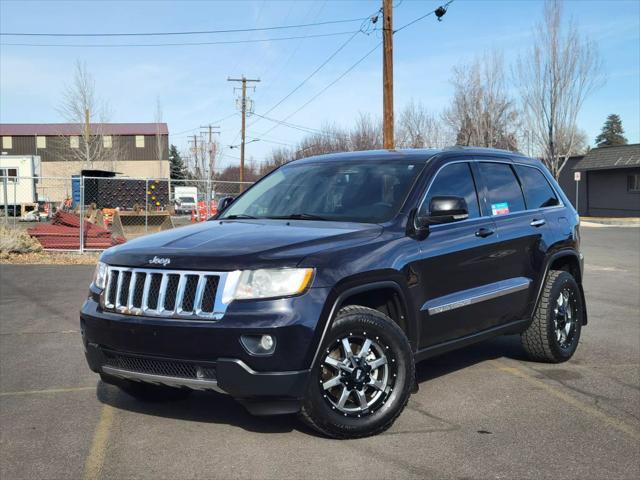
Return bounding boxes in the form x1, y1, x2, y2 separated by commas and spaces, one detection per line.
300, 305, 414, 439
100, 373, 192, 402
521, 270, 584, 363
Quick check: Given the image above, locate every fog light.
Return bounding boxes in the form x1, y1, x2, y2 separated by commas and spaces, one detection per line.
260, 335, 274, 351
240, 334, 276, 356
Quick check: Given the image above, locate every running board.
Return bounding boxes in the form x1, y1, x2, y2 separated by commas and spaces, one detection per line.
414, 318, 529, 363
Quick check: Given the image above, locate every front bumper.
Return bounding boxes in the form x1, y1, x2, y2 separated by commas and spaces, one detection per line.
80, 286, 330, 402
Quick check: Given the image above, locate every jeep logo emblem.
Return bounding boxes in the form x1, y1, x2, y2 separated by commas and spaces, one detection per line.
148, 256, 171, 266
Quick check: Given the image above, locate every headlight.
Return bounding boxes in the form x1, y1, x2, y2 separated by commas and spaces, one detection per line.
93, 261, 108, 289
232, 268, 314, 300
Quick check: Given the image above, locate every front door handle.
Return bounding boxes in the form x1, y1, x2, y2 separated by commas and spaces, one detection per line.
530, 218, 546, 227
475, 227, 495, 238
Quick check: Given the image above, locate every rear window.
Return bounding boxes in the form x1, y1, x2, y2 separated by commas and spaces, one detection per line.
514, 165, 559, 209
478, 162, 526, 216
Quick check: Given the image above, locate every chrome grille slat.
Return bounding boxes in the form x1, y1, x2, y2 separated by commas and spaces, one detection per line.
100, 266, 235, 321
127, 272, 137, 310
141, 273, 152, 311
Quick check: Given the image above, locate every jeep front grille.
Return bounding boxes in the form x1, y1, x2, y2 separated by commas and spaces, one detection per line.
102, 266, 237, 320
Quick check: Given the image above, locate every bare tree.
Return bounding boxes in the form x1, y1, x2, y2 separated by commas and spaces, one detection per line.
397, 100, 452, 148
515, 0, 602, 178
349, 113, 382, 151
58, 60, 119, 172
444, 51, 519, 151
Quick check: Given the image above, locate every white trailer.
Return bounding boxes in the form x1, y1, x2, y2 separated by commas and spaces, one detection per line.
0, 155, 40, 216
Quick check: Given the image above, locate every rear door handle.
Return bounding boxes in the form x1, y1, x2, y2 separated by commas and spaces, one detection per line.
475, 227, 495, 238
530, 218, 546, 227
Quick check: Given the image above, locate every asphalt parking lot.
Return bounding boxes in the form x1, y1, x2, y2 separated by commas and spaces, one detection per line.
1, 226, 639, 480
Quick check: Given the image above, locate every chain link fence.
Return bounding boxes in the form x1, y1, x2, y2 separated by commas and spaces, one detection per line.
1, 175, 253, 253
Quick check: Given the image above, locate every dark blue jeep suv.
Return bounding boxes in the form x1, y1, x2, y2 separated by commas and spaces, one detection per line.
81, 148, 586, 438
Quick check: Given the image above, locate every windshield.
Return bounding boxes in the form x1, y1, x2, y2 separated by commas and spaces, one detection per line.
178, 197, 195, 203
221, 161, 423, 223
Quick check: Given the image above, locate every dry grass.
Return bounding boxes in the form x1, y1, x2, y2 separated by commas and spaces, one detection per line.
0, 251, 100, 265
0, 225, 43, 254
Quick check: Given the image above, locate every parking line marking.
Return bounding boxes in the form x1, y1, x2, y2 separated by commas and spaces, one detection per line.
83, 405, 115, 480
491, 360, 640, 441
0, 386, 95, 397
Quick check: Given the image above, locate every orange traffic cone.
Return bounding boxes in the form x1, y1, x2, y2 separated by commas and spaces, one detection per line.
191, 208, 197, 223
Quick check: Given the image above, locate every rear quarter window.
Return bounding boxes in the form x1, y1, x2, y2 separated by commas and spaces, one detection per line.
514, 165, 560, 209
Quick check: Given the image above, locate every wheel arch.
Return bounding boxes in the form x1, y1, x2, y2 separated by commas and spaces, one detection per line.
535, 250, 587, 325
308, 278, 416, 370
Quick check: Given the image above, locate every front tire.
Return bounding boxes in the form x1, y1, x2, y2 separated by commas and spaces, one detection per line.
521, 270, 584, 363
300, 305, 414, 439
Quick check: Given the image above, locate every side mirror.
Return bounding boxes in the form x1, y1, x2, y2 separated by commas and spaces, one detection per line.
416, 196, 469, 227
217, 196, 235, 213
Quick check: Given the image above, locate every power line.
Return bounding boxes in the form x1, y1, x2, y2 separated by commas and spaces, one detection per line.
254, 29, 362, 120
1, 30, 358, 48
257, 2, 455, 138
258, 42, 381, 138
0, 17, 368, 37
247, 10, 379, 130
169, 113, 237, 137
250, 113, 340, 137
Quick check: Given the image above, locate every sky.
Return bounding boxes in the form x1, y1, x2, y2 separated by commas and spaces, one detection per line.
1, 0, 639, 170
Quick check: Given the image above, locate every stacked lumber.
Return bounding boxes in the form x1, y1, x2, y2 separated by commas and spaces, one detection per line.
28, 211, 126, 250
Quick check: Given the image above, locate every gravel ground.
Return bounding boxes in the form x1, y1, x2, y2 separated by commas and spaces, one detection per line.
0, 226, 638, 480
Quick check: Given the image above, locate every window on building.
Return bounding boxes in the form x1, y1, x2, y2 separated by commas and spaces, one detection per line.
103, 135, 112, 149
2, 136, 12, 149
36, 136, 46, 149
514, 164, 559, 208
135, 135, 145, 148
421, 162, 481, 219
628, 174, 640, 193
0, 168, 18, 182
478, 162, 526, 215
70, 136, 80, 149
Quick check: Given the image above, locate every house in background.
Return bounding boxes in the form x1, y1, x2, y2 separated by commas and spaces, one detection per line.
0, 123, 169, 179
558, 143, 640, 217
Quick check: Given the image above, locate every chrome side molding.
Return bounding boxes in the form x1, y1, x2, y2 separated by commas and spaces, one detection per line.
422, 277, 531, 315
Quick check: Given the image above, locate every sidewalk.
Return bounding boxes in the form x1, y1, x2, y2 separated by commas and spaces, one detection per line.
581, 217, 640, 227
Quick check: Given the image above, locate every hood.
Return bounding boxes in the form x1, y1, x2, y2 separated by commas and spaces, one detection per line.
101, 219, 383, 270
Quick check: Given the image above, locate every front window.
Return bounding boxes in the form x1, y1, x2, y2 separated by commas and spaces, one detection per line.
628, 174, 640, 193
0, 168, 18, 182
221, 161, 424, 223
420, 162, 480, 219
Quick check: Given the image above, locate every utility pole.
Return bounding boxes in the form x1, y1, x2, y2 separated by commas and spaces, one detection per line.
189, 134, 201, 179
228, 76, 260, 190
199, 125, 220, 180
200, 125, 220, 209
382, 0, 394, 150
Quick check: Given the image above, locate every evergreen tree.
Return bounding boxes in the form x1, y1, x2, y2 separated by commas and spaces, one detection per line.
595, 114, 628, 147
168, 144, 187, 180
